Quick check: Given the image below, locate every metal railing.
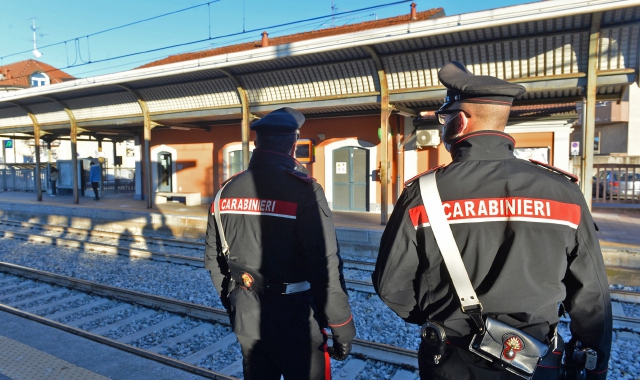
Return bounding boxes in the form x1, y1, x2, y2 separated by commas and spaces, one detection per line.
0, 168, 47, 192
92, 167, 135, 194
592, 164, 640, 203
0, 165, 135, 195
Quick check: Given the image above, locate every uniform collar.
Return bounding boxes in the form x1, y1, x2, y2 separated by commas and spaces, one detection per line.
449, 130, 516, 161
248, 149, 299, 171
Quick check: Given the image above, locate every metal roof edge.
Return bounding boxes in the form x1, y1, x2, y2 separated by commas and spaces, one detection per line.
0, 0, 637, 103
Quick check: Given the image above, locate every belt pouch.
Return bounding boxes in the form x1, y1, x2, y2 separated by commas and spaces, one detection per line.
469, 317, 549, 380
226, 260, 266, 293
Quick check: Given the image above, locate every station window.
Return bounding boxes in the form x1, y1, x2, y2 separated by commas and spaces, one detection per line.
223, 143, 255, 180
228, 150, 245, 177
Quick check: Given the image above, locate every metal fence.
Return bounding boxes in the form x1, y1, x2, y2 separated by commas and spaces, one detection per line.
592, 164, 640, 203
98, 167, 135, 194
0, 167, 47, 192
0, 165, 135, 195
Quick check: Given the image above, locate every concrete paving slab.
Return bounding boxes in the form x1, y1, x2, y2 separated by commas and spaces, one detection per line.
0, 309, 208, 380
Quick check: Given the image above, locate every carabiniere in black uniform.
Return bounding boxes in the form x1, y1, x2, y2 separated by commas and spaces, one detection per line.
373, 61, 612, 380
204, 108, 355, 380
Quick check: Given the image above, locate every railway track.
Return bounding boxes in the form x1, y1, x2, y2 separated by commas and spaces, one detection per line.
1, 220, 639, 379
1, 220, 639, 304
0, 222, 372, 291
0, 261, 419, 380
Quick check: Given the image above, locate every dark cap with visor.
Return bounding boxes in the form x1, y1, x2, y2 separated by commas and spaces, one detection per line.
436, 61, 526, 117
250, 107, 305, 135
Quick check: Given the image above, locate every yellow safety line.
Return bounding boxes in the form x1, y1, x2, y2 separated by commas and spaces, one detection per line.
600, 240, 640, 249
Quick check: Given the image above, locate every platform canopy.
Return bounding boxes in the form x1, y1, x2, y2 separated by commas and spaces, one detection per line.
0, 0, 637, 138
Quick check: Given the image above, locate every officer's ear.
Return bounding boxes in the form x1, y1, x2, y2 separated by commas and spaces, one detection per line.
456, 111, 469, 136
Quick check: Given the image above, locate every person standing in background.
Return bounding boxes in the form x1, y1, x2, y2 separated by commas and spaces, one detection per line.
49, 167, 58, 196
89, 161, 101, 200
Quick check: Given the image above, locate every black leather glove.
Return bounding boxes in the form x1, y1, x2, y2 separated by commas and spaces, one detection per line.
328, 341, 351, 361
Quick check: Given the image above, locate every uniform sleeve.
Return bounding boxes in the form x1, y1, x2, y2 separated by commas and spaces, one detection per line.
563, 191, 612, 380
297, 184, 355, 344
204, 203, 232, 310
372, 189, 422, 324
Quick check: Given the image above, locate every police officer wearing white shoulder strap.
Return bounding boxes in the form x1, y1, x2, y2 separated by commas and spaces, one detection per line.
373, 61, 612, 380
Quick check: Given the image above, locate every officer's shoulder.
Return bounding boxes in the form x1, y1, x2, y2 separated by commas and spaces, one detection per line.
404, 164, 446, 188
528, 159, 579, 183
221, 170, 245, 186
287, 170, 316, 184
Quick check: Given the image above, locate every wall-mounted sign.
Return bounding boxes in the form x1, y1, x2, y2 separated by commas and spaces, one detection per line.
336, 162, 347, 174
3, 140, 13, 149
570, 141, 580, 156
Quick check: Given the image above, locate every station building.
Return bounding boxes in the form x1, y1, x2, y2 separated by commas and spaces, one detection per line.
0, 0, 637, 222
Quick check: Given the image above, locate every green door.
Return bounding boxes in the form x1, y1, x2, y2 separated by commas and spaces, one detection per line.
157, 152, 172, 192
333, 147, 369, 211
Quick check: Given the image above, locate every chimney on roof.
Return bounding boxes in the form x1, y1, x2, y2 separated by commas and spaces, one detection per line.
410, 2, 417, 20
261, 31, 269, 47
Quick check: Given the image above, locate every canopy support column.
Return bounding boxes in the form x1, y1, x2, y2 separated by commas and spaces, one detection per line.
117, 85, 155, 208
7, 102, 42, 201
217, 69, 256, 172
364, 46, 391, 225
582, 12, 602, 210
42, 96, 81, 204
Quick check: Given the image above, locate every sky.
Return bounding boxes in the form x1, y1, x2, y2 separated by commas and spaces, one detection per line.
1, 0, 537, 78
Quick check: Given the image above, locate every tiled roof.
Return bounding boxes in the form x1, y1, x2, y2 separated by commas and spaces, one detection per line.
0, 59, 75, 88
138, 7, 444, 69
418, 103, 577, 122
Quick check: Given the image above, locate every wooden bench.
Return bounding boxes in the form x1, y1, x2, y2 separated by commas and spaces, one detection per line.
155, 192, 201, 206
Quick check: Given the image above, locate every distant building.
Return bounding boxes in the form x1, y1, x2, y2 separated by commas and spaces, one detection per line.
0, 59, 75, 92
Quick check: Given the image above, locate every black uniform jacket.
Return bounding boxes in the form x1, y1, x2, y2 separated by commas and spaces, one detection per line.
373, 131, 612, 378
205, 149, 356, 344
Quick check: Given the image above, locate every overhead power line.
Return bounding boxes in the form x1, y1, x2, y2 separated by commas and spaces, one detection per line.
1, 1, 222, 61
2, 0, 413, 82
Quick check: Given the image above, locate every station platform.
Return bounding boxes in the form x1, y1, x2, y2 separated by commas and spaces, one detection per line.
0, 308, 208, 380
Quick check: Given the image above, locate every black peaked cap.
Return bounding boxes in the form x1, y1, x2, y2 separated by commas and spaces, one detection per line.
438, 61, 526, 107
250, 107, 305, 134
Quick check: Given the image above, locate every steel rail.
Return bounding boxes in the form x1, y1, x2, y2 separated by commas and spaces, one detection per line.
0, 220, 375, 269
0, 302, 236, 380
0, 227, 376, 293
0, 220, 382, 269
0, 261, 420, 368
